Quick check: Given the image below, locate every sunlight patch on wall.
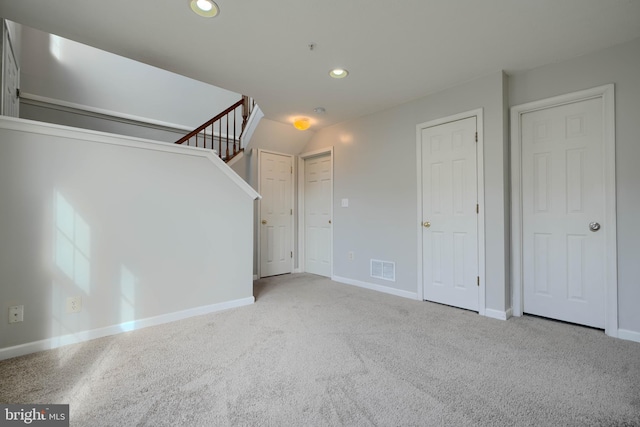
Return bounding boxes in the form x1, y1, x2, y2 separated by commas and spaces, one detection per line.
50, 190, 93, 357
49, 34, 63, 61
119, 265, 137, 332
55, 191, 91, 294
49, 280, 81, 364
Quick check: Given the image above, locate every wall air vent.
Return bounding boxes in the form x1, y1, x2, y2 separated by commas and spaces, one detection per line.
370, 259, 396, 282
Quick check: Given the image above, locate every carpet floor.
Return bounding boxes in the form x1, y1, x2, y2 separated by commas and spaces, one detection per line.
1, 273, 639, 426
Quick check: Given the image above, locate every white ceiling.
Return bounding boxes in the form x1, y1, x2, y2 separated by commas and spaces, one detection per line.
2, 0, 640, 130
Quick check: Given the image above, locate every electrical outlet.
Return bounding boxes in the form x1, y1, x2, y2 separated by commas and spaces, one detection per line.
348, 251, 355, 261
9, 305, 24, 323
66, 296, 82, 314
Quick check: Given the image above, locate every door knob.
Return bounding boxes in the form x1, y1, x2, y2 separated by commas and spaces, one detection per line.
589, 222, 600, 232
261, 220, 267, 225
423, 221, 431, 228
329, 220, 332, 224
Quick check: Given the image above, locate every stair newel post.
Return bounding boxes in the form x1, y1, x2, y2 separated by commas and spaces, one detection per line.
242, 95, 249, 130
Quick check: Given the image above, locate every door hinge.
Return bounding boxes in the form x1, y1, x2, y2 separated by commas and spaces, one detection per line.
16, 88, 20, 98
475, 131, 478, 143
291, 166, 293, 174
476, 204, 479, 214
477, 276, 480, 287
290, 209, 293, 215
290, 251, 293, 258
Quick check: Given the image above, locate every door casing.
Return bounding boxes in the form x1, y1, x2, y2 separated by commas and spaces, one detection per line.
510, 84, 617, 337
1, 21, 20, 117
416, 109, 486, 315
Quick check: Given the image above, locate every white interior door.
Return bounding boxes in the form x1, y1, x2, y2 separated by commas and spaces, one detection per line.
421, 117, 479, 311
521, 97, 606, 328
304, 153, 332, 277
259, 151, 293, 277
2, 23, 20, 117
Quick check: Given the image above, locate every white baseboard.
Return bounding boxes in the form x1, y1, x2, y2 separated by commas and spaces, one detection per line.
618, 329, 640, 343
484, 308, 511, 321
332, 275, 418, 300
253, 275, 258, 280
293, 268, 302, 273
0, 296, 254, 361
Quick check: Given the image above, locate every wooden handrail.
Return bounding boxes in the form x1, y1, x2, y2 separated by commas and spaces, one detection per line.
175, 96, 254, 162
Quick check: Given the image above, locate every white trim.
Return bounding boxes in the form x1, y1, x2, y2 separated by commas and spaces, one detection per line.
0, 297, 254, 361
510, 84, 617, 337
0, 116, 260, 201
617, 329, 640, 343
298, 147, 334, 277
257, 149, 295, 278
416, 109, 486, 315
20, 92, 196, 133
484, 308, 512, 321
332, 275, 418, 300
1, 20, 20, 117
241, 104, 264, 150
253, 275, 258, 280
299, 147, 335, 159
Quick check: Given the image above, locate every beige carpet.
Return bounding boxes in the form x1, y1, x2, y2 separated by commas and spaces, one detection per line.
1, 273, 639, 426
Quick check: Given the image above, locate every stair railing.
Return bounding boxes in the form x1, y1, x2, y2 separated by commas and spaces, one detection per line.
175, 95, 254, 162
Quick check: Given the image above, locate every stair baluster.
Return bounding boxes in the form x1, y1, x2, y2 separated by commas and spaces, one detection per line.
175, 96, 253, 163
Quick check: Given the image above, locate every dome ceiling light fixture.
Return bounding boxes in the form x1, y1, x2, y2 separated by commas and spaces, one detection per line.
190, 0, 220, 18
313, 107, 326, 114
329, 68, 349, 79
293, 117, 311, 131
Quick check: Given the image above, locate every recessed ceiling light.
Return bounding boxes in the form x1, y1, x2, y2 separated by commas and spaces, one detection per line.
329, 68, 349, 79
313, 107, 326, 114
190, 0, 219, 17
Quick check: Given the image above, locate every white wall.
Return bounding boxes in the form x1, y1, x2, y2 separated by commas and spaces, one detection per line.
18, 24, 241, 132
301, 37, 640, 338
509, 37, 640, 336
302, 71, 509, 312
0, 117, 258, 357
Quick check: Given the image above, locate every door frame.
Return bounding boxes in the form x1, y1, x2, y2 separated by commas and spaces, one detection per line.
510, 84, 617, 336
257, 149, 295, 278
416, 109, 486, 315
1, 20, 20, 117
297, 147, 334, 277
